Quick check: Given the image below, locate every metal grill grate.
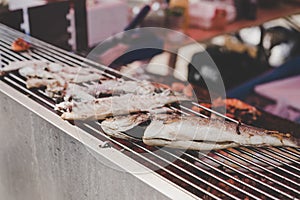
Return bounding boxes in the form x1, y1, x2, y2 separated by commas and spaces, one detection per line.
0, 24, 299, 200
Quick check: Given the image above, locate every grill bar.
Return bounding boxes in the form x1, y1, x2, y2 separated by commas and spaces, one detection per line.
129, 143, 239, 199
181, 151, 278, 199
224, 150, 299, 188
279, 147, 300, 159
246, 147, 300, 177
228, 148, 300, 192
191, 102, 239, 124
214, 151, 297, 199
0, 24, 299, 199
197, 151, 281, 199
264, 147, 300, 164
0, 44, 24, 61
6, 74, 55, 108
179, 105, 209, 119
159, 149, 261, 199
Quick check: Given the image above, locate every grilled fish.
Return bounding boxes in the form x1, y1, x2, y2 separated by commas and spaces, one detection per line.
47, 78, 165, 103
100, 108, 172, 139
87, 79, 157, 96
26, 78, 60, 89
1, 60, 108, 102
143, 114, 299, 151
59, 72, 102, 83
56, 93, 188, 120
46, 83, 94, 102
101, 113, 150, 140
0, 60, 48, 75
1, 60, 104, 82
19, 65, 55, 79
1, 60, 99, 74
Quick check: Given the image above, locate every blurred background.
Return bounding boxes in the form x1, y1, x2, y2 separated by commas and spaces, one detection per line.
1, 0, 300, 123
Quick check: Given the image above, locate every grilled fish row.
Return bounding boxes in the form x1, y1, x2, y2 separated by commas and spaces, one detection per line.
1, 61, 168, 102
2, 61, 299, 150
55, 92, 188, 120
101, 113, 299, 151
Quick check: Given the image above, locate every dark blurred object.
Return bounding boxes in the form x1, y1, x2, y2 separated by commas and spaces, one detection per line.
238, 25, 300, 67
225, 24, 300, 99
234, 0, 257, 20
89, 5, 163, 69
0, 0, 88, 52
72, 0, 88, 51
263, 26, 297, 49
234, 0, 287, 19
188, 45, 268, 90
28, 0, 88, 51
94, 5, 151, 56
258, 0, 280, 8
125, 5, 150, 31
262, 26, 300, 67
0, 6, 23, 31
247, 0, 258, 20
141, 2, 167, 27
28, 1, 71, 50
108, 30, 164, 69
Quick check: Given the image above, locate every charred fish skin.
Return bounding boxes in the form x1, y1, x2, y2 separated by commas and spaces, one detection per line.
238, 124, 299, 147
100, 108, 173, 140
2, 60, 104, 81
59, 93, 189, 121
53, 79, 160, 102
4, 61, 106, 101
48, 83, 95, 102
142, 114, 299, 151
87, 79, 157, 96
100, 113, 150, 140
0, 60, 49, 75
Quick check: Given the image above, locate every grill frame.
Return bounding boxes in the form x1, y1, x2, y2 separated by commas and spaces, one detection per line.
0, 24, 299, 200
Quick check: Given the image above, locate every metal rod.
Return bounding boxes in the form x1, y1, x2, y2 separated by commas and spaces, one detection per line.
239, 147, 300, 184
169, 106, 192, 116
268, 148, 300, 165
179, 105, 209, 119
181, 150, 278, 199
221, 149, 299, 198
278, 147, 300, 159
160, 149, 262, 200
250, 147, 300, 173
197, 151, 280, 200
0, 44, 24, 61
191, 102, 239, 124
128, 142, 238, 199
4, 76, 55, 109
214, 150, 295, 199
